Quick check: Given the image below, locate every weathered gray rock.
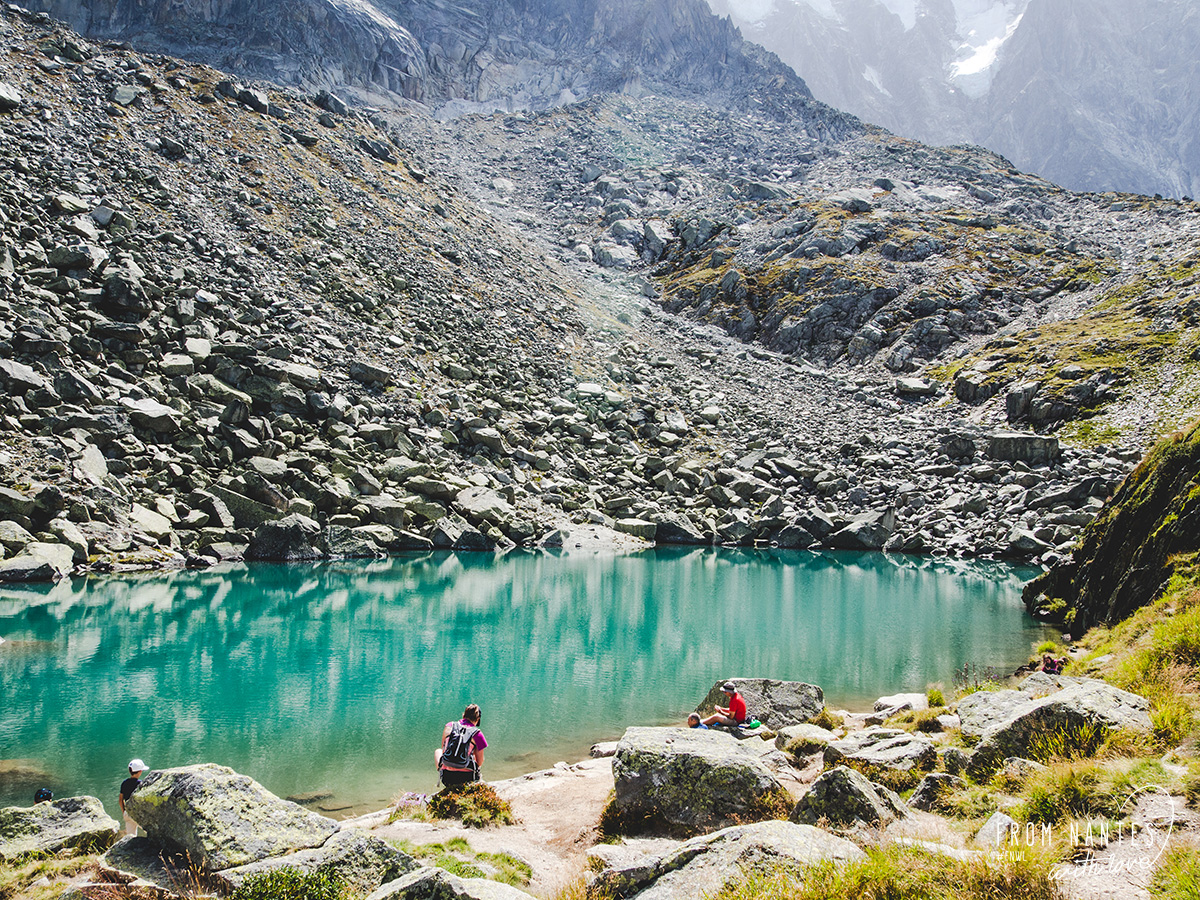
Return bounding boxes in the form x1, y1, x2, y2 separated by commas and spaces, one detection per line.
0, 82, 22, 110
0, 796, 119, 860
774, 724, 838, 753
908, 773, 966, 812
823, 727, 936, 772
246, 513, 322, 560
826, 509, 895, 550
697, 678, 823, 729
790, 766, 907, 828
975, 810, 1019, 848
966, 678, 1152, 777
956, 689, 1030, 738
0, 542, 76, 582
366, 865, 535, 900
873, 692, 927, 713
589, 820, 864, 900
986, 432, 1061, 464
217, 829, 418, 894
99, 836, 185, 895
612, 727, 789, 836
125, 764, 338, 871
454, 487, 514, 529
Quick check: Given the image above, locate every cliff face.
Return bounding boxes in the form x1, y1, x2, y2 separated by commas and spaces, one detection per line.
15, 0, 815, 114
1024, 420, 1200, 630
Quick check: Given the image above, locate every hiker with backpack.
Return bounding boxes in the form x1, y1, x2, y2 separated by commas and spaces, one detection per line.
436, 703, 487, 787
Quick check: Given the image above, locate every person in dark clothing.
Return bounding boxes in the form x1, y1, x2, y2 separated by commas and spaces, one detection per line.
119, 759, 148, 835
435, 704, 487, 787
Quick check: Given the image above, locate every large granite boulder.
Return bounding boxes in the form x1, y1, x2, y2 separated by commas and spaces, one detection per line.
790, 767, 907, 829
966, 677, 1152, 777
0, 796, 120, 860
125, 764, 339, 871
696, 678, 824, 729
589, 819, 865, 900
217, 829, 417, 894
823, 728, 937, 772
366, 865, 535, 900
774, 724, 838, 754
612, 727, 790, 836
956, 689, 1032, 739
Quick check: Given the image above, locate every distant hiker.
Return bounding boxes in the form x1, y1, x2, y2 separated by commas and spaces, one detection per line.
33, 787, 52, 803
1041, 654, 1064, 675
687, 712, 709, 729
119, 759, 148, 836
436, 704, 487, 787
702, 681, 747, 727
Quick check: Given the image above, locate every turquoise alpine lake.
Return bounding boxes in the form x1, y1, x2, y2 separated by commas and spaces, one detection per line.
0, 547, 1051, 817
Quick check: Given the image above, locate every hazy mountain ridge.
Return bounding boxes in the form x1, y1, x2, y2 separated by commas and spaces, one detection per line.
712, 0, 1200, 199
16, 0, 824, 119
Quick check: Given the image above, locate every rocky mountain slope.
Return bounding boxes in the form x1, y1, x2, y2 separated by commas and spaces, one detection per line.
16, 0, 820, 118
0, 5, 1198, 580
712, 0, 1200, 199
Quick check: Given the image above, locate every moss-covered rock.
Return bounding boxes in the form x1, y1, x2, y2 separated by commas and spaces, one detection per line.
0, 796, 119, 860
611, 727, 792, 837
125, 763, 338, 871
790, 766, 907, 828
1024, 418, 1200, 629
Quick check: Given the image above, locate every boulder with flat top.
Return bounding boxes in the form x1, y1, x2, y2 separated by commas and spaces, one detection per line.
612, 727, 791, 836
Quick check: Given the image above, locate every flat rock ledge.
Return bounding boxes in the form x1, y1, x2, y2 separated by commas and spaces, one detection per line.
589, 819, 865, 900
613, 727, 790, 836
0, 796, 119, 860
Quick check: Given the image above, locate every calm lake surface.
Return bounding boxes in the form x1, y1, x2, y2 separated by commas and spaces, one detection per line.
0, 547, 1050, 816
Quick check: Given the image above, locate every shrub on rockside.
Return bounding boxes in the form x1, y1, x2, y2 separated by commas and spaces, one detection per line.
427, 783, 515, 828
229, 868, 344, 900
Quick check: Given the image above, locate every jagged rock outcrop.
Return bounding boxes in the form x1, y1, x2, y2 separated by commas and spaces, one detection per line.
367, 866, 536, 900
216, 829, 418, 894
0, 796, 119, 860
1024, 418, 1200, 629
611, 727, 791, 836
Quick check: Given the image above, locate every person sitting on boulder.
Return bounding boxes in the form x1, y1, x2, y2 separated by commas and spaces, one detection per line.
701, 682, 747, 727
1041, 654, 1063, 675
687, 712, 709, 729
435, 704, 487, 787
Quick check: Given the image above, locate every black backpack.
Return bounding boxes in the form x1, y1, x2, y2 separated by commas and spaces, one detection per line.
442, 722, 480, 769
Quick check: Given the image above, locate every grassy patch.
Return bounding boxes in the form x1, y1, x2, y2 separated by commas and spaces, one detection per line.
708, 843, 1064, 900
1150, 846, 1200, 900
927, 687, 946, 708
0, 854, 97, 900
1016, 758, 1177, 825
427, 783, 515, 828
807, 709, 844, 731
1026, 722, 1108, 764
1077, 571, 1200, 748
388, 838, 531, 887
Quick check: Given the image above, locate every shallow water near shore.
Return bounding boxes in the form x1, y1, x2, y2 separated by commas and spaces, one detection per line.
0, 547, 1050, 817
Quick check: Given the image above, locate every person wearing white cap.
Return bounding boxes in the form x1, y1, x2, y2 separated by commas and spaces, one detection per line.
119, 759, 148, 836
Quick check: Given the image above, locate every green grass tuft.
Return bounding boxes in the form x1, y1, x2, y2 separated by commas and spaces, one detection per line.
427, 782, 515, 828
